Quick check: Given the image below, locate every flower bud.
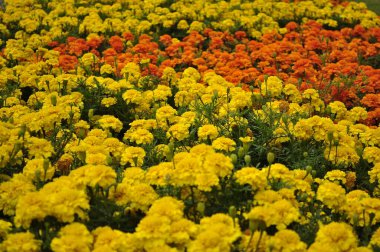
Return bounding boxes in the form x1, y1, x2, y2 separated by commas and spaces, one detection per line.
50, 94, 57, 106
238, 147, 245, 158
230, 153, 238, 165
267, 152, 275, 165
311, 170, 317, 177
229, 206, 237, 218
305, 165, 313, 174
244, 155, 251, 166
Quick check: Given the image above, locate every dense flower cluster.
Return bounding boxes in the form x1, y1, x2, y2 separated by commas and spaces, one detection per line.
0, 0, 379, 251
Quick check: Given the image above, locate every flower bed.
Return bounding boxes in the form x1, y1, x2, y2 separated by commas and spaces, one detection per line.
0, 0, 379, 251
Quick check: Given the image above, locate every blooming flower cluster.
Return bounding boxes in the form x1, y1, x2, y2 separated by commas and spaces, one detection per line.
0, 0, 379, 251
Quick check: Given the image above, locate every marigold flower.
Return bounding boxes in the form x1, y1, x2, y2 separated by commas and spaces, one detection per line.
0, 232, 41, 252
51, 223, 93, 252
198, 124, 219, 141
317, 181, 346, 210
69, 164, 116, 188
121, 147, 146, 167
309, 222, 358, 252
212, 137, 236, 152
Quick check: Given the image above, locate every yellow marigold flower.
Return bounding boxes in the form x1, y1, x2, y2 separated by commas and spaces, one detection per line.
360, 197, 380, 224
51, 223, 93, 252
133, 196, 197, 250
324, 170, 347, 184
317, 181, 346, 210
272, 127, 290, 145
129, 119, 157, 130
153, 85, 172, 101
263, 163, 293, 181
48, 187, 89, 223
363, 147, 380, 164
69, 164, 116, 188
146, 162, 174, 186
254, 190, 283, 205
123, 167, 146, 185
14, 191, 47, 229
92, 226, 129, 252
230, 91, 252, 110
172, 153, 201, 187
161, 67, 177, 86
81, 52, 98, 67
122, 89, 142, 104
324, 144, 359, 168
0, 232, 41, 252
0, 220, 11, 238
266, 229, 307, 252
0, 174, 35, 216
183, 67, 201, 82
327, 101, 347, 120
359, 127, 380, 147
293, 116, 334, 142
302, 88, 320, 101
212, 137, 236, 152
97, 115, 123, 133
175, 90, 192, 107
177, 19, 189, 30
103, 137, 126, 158
109, 181, 158, 212
121, 62, 141, 83
100, 64, 114, 75
283, 83, 302, 103
124, 128, 154, 145
188, 214, 241, 252
239, 136, 254, 144
5, 96, 20, 106
179, 111, 197, 125
203, 152, 234, 177
85, 152, 108, 165
101, 97, 117, 108
25, 137, 54, 159
260, 76, 283, 98
167, 123, 190, 141
344, 190, 370, 227
156, 105, 177, 122
198, 124, 219, 141
23, 158, 55, 182
369, 163, 380, 184
188, 21, 204, 32
309, 222, 358, 252
121, 147, 146, 167
235, 167, 267, 191
177, 77, 197, 91
14, 177, 89, 226
245, 199, 299, 230
345, 107, 367, 122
